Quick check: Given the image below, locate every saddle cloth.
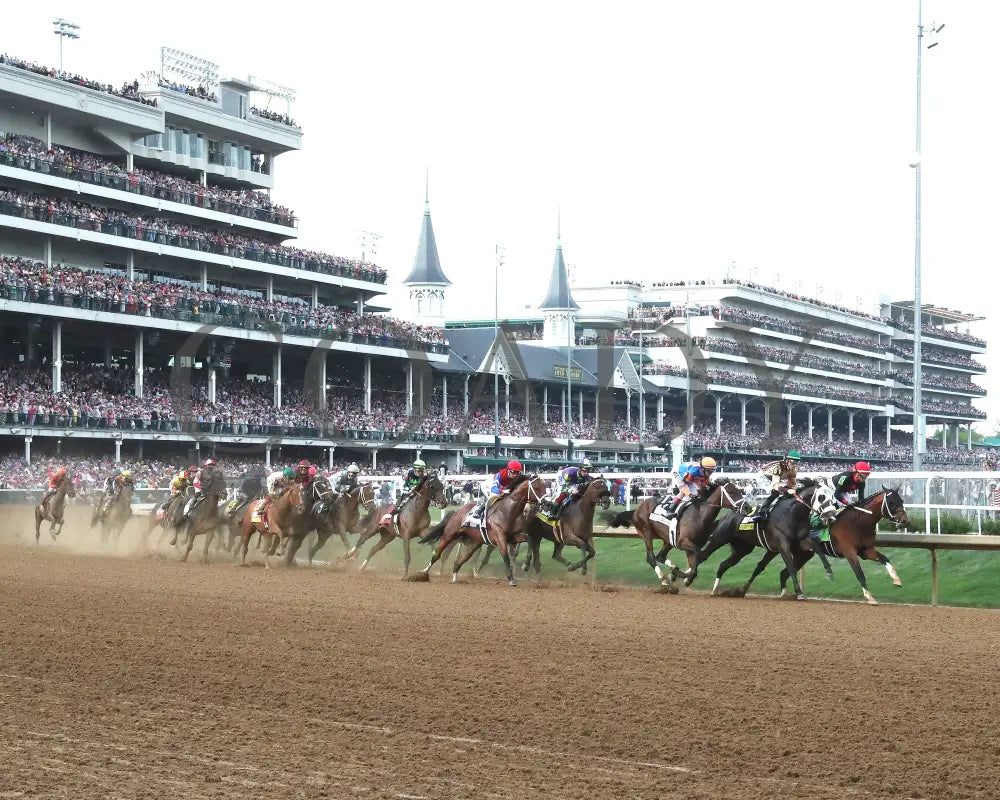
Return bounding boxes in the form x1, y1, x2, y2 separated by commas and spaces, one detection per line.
738, 517, 773, 550
461, 507, 485, 530
250, 498, 268, 526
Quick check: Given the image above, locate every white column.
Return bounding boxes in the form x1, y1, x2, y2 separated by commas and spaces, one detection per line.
44, 112, 52, 149
200, 263, 208, 291
364, 356, 372, 414
941, 424, 947, 448
266, 275, 274, 303
827, 408, 833, 442
849, 411, 855, 444
807, 406, 814, 439
787, 403, 794, 438
442, 375, 448, 418
869, 414, 874, 445
504, 376, 510, 421
544, 386, 549, 423
126, 251, 135, 281
626, 389, 632, 428
208, 367, 217, 404
371, 449, 378, 471
114, 439, 122, 463
317, 355, 327, 411
715, 395, 723, 436
265, 445, 271, 470
358, 293, 366, 316
134, 331, 144, 399
406, 363, 414, 416
763, 401, 771, 432
464, 374, 470, 416
272, 346, 282, 408
562, 388, 567, 423
52, 321, 62, 393
968, 422, 973, 451
525, 384, 530, 420
886, 419, 892, 445
44, 236, 52, 268
24, 436, 31, 464
199, 170, 207, 187
126, 152, 134, 171
657, 395, 664, 431
328, 447, 335, 470
578, 389, 583, 425
419, 373, 424, 416
740, 397, 747, 436
311, 284, 319, 309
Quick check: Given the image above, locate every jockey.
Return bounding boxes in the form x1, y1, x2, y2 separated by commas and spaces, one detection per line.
41, 466, 69, 507
236, 470, 264, 506
750, 450, 801, 521
550, 459, 593, 519
171, 466, 197, 497
331, 463, 362, 494
662, 457, 716, 519
296, 460, 313, 487
472, 460, 523, 519
184, 459, 220, 516
99, 468, 133, 513
832, 461, 871, 509
260, 466, 296, 516
395, 460, 428, 512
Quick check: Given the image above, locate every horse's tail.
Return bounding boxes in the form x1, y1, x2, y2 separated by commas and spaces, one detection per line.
608, 509, 634, 528
419, 511, 455, 544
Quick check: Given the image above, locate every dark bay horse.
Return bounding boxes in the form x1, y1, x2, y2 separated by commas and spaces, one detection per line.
519, 478, 613, 577
698, 480, 838, 600
420, 474, 547, 586
97, 483, 133, 546
346, 475, 447, 576
175, 467, 226, 563
35, 479, 76, 543
305, 482, 376, 564
770, 489, 911, 605
628, 480, 749, 587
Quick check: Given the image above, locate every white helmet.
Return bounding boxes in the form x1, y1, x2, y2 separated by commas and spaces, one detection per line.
580, 458, 593, 469
347, 463, 360, 474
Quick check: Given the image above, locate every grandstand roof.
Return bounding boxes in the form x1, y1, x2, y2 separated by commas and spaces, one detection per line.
404, 194, 450, 286
890, 301, 984, 323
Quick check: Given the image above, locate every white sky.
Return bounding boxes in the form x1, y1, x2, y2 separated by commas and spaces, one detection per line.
5, 1, 998, 425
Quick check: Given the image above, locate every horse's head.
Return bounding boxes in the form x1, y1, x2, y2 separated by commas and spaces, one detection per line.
512, 474, 548, 516
875, 488, 910, 530
313, 477, 333, 503
354, 483, 376, 510
712, 479, 749, 517
585, 477, 613, 510
423, 475, 448, 509
805, 481, 838, 526
65, 479, 77, 499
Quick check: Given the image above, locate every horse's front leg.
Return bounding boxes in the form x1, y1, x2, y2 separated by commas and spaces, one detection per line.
496, 533, 516, 587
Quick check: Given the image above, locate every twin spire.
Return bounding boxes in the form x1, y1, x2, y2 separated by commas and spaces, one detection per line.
403, 170, 451, 286
538, 210, 579, 311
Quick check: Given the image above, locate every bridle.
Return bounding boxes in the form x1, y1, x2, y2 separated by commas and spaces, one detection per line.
355, 483, 376, 510
413, 477, 447, 509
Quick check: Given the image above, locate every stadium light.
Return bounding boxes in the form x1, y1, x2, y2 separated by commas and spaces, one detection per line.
52, 18, 80, 79
912, 1, 944, 470
160, 46, 219, 92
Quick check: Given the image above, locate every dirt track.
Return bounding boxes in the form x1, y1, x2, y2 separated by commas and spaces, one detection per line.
1, 508, 998, 799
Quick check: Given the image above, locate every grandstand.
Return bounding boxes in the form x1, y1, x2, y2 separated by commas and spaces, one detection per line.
0, 48, 992, 481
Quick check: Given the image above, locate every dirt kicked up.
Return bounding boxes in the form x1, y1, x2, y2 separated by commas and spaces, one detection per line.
0, 514, 998, 799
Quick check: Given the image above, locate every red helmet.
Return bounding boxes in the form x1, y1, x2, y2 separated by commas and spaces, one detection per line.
854, 461, 872, 475
507, 460, 523, 473
298, 460, 311, 469
186, 465, 198, 475
202, 459, 216, 467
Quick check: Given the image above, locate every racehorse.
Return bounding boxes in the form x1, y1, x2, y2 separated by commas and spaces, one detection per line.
627, 479, 749, 587
519, 477, 613, 577
767, 488, 911, 605
275, 477, 336, 565
697, 479, 839, 600
34, 479, 76, 543
174, 467, 226, 563
238, 483, 313, 568
419, 474, 547, 586
346, 475, 447, 576
305, 483, 376, 564
96, 482, 133, 546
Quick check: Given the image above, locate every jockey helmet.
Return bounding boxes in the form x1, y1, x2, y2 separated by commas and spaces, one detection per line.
347, 463, 361, 474
507, 460, 523, 473
54, 467, 66, 478
786, 450, 801, 461
854, 461, 872, 475
413, 459, 426, 471
308, 466, 318, 477
298, 459, 311, 469
187, 465, 198, 474
203, 459, 216, 467
120, 470, 132, 480
700, 456, 717, 470
580, 458, 593, 469
283, 467, 296, 479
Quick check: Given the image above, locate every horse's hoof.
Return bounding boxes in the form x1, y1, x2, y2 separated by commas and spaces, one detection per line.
507, 580, 517, 587
892, 578, 902, 587
796, 593, 807, 601
683, 577, 693, 588
825, 572, 835, 581
567, 564, 579, 573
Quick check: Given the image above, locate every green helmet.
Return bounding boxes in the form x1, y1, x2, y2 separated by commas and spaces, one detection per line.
786, 450, 801, 461
283, 467, 296, 478
413, 459, 426, 470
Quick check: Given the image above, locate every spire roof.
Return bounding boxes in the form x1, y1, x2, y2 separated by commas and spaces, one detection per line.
404, 177, 451, 286
538, 218, 579, 311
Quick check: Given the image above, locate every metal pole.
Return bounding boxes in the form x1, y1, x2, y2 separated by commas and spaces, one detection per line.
494, 246, 501, 457
913, 0, 924, 471
567, 314, 573, 439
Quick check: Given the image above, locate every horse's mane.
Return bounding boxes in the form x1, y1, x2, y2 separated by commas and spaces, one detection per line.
797, 477, 819, 489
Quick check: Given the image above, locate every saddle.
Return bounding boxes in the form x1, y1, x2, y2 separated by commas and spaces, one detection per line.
250, 497, 269, 529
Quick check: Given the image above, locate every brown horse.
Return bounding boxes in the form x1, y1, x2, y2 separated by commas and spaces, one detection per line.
175, 468, 226, 563
628, 480, 749, 587
346, 475, 447, 576
304, 482, 376, 564
766, 489, 911, 605
520, 478, 614, 577
239, 484, 312, 568
97, 482, 134, 546
419, 475, 547, 586
34, 479, 76, 543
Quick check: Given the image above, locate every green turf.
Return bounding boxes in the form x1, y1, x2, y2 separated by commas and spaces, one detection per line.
314, 507, 1000, 608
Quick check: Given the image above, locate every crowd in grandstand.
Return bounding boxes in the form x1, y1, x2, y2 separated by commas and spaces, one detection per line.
887, 317, 985, 347
0, 54, 156, 107
250, 107, 298, 128
155, 78, 217, 103
691, 337, 883, 378
892, 344, 983, 371
0, 133, 295, 225
0, 189, 384, 282
891, 372, 984, 394
0, 257, 444, 349
716, 306, 879, 350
